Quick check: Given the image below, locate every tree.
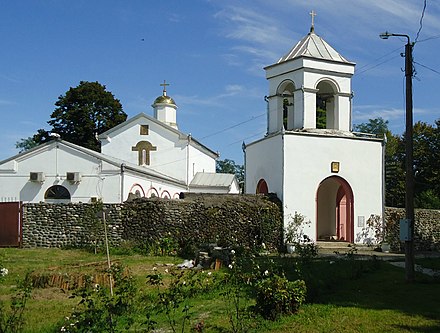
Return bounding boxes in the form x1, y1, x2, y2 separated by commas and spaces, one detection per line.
354, 117, 440, 209
354, 118, 405, 207
216, 159, 244, 191
48, 81, 127, 151
15, 129, 51, 152
17, 81, 127, 153
353, 117, 389, 136
411, 120, 440, 208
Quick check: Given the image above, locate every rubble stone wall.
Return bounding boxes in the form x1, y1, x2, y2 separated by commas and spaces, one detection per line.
21, 194, 283, 251
384, 207, 440, 251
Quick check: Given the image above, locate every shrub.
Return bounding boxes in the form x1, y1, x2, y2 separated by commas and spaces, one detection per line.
254, 274, 306, 320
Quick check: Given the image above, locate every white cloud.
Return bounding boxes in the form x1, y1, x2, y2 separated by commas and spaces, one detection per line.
353, 105, 403, 123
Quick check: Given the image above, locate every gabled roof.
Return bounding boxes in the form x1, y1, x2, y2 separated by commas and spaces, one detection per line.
276, 29, 354, 65
189, 172, 238, 189
0, 139, 186, 186
98, 112, 219, 158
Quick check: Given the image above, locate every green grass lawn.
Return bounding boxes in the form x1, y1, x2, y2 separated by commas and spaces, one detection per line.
1, 248, 439, 333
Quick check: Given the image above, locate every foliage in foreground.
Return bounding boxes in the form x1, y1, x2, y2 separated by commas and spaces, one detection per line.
2, 248, 438, 333
0, 274, 32, 333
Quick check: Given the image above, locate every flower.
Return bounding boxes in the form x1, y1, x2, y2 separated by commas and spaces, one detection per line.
207, 272, 212, 276
230, 249, 236, 255
0, 268, 8, 277
261, 242, 266, 249
264, 270, 269, 276
228, 264, 233, 269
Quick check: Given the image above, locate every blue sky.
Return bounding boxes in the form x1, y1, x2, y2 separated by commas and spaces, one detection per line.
1, 0, 439, 164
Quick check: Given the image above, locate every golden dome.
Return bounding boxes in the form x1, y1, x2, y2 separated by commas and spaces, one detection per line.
153, 94, 176, 106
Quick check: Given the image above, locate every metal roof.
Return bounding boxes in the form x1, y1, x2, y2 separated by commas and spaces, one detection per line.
189, 172, 236, 188
277, 30, 353, 64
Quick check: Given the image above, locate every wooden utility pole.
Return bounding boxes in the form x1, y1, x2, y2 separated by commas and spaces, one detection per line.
404, 39, 415, 282
380, 32, 415, 282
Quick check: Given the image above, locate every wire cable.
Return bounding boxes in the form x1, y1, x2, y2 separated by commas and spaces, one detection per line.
414, 0, 427, 44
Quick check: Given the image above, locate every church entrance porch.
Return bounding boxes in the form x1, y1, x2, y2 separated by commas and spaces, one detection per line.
316, 176, 354, 243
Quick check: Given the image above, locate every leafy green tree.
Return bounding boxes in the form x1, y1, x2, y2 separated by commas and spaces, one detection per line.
411, 120, 440, 208
354, 118, 405, 207
216, 158, 244, 190
48, 81, 127, 151
354, 117, 440, 209
353, 117, 389, 136
15, 129, 51, 152
16, 81, 127, 153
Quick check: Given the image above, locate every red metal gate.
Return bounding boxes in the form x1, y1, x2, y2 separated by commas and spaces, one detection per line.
0, 202, 22, 247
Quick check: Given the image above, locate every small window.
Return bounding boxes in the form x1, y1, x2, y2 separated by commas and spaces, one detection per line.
44, 185, 71, 200
140, 125, 149, 135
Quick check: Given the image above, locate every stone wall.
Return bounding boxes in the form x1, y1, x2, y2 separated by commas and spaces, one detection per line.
22, 203, 124, 248
385, 207, 440, 251
21, 199, 440, 252
22, 194, 283, 251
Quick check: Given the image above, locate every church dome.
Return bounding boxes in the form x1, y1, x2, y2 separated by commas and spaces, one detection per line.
153, 94, 176, 106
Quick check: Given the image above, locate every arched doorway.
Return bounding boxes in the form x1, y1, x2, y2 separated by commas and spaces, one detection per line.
316, 176, 354, 242
256, 179, 269, 194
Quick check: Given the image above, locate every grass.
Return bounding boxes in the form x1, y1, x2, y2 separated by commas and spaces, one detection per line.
1, 248, 439, 332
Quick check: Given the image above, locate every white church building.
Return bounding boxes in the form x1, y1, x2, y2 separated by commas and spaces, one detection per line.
245, 24, 384, 243
0, 85, 239, 204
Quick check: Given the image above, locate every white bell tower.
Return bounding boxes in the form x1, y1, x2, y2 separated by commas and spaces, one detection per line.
265, 16, 355, 134
245, 14, 384, 245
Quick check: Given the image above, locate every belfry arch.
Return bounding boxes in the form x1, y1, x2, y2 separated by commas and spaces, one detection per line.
277, 80, 295, 130
315, 79, 339, 130
316, 176, 354, 242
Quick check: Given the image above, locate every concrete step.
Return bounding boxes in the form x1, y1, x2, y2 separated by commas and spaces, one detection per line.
316, 241, 374, 252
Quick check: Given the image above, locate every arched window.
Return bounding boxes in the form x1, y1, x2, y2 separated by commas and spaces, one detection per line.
316, 80, 338, 129
44, 185, 71, 201
161, 190, 171, 199
129, 184, 145, 198
277, 80, 295, 130
148, 187, 159, 198
256, 179, 269, 194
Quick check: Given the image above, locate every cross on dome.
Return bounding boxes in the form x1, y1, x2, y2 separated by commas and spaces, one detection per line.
309, 10, 317, 32
160, 80, 170, 96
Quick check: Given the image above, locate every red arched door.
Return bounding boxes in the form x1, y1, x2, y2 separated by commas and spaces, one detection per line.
256, 179, 269, 194
316, 176, 354, 242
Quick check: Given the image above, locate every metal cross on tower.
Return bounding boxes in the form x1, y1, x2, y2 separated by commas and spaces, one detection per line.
310, 10, 317, 31
160, 80, 170, 96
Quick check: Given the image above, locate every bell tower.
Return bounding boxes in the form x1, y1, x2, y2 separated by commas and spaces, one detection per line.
245, 14, 384, 245
264, 20, 355, 134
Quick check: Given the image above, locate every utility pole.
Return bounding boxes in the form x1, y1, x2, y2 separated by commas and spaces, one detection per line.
380, 32, 415, 282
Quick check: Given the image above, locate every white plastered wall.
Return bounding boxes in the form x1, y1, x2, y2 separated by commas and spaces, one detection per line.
282, 133, 383, 242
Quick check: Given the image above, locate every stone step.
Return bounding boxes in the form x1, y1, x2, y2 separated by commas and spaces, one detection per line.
316, 241, 374, 251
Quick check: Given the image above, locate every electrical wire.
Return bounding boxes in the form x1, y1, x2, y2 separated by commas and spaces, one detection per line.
413, 61, 440, 76
414, 0, 427, 44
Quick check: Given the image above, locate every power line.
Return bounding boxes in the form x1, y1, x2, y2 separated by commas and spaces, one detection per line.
199, 112, 266, 140
414, 0, 427, 44
413, 61, 440, 76
417, 34, 440, 43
